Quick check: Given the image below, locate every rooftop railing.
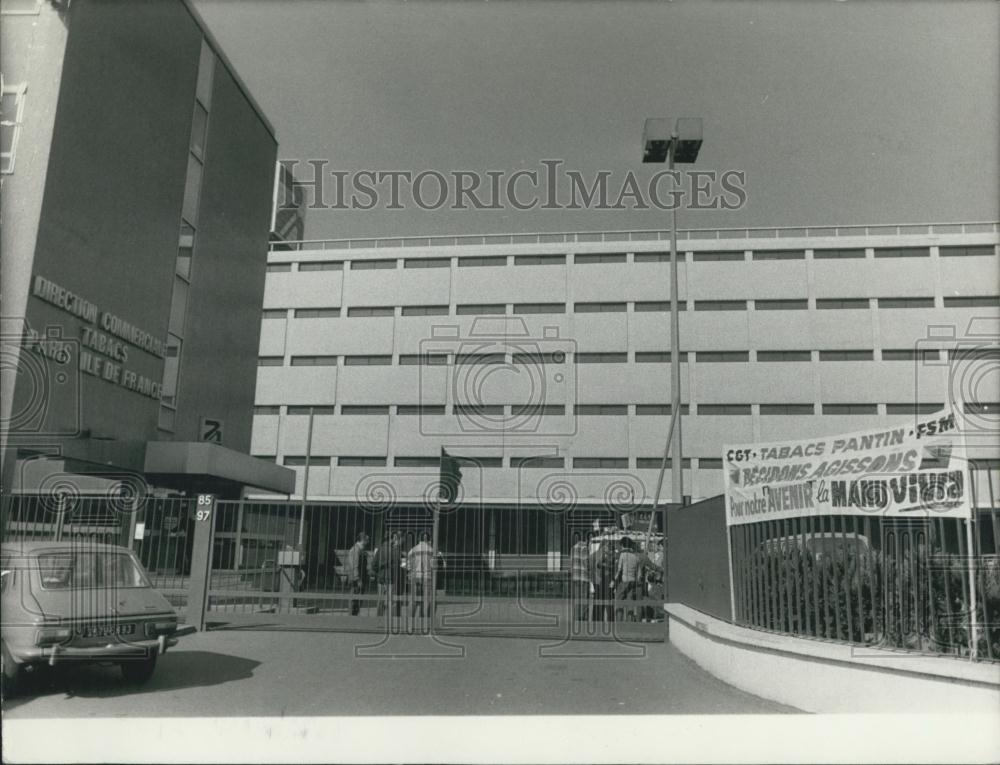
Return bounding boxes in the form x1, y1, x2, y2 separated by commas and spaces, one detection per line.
270, 221, 999, 252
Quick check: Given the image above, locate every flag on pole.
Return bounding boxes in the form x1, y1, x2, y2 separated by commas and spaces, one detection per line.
439, 448, 463, 504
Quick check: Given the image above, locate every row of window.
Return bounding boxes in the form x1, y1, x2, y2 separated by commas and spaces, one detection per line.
265, 452, 1000, 469
261, 296, 998, 319
266, 244, 996, 272
258, 347, 958, 367
254, 402, 984, 417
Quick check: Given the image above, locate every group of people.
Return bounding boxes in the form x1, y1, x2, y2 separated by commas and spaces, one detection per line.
343, 531, 436, 618
569, 532, 664, 623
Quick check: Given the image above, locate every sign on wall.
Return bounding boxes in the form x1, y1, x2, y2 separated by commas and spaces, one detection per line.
723, 407, 972, 526
199, 416, 224, 444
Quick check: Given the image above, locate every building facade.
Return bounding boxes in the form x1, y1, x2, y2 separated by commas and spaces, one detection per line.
1, 0, 293, 504
250, 223, 999, 519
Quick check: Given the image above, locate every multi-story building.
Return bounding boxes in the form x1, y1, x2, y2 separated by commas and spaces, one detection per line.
1, 0, 293, 509
250, 223, 998, 525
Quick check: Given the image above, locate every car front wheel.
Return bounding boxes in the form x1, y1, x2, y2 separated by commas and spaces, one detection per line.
120, 655, 157, 685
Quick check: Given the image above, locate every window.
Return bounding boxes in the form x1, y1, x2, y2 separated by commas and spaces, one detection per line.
511, 403, 565, 416
575, 404, 628, 415
756, 350, 811, 362
257, 356, 284, 366
454, 404, 505, 415
514, 254, 565, 266
266, 263, 292, 273
512, 351, 565, 364
755, 299, 808, 311
760, 404, 815, 415
343, 355, 392, 366
393, 456, 439, 467
458, 255, 507, 267
404, 257, 450, 268
253, 405, 281, 415
822, 404, 878, 415
964, 402, 1000, 416
176, 224, 195, 279
878, 297, 935, 309
752, 250, 804, 260
401, 305, 449, 316
350, 259, 397, 270
816, 298, 870, 310
574, 302, 626, 313
347, 306, 394, 317
396, 405, 447, 415
698, 404, 752, 415
694, 300, 746, 311
634, 301, 686, 312
575, 352, 627, 364
939, 245, 995, 257
511, 456, 565, 468
696, 351, 750, 363
634, 252, 671, 263
190, 102, 209, 159
514, 303, 565, 314
1, 82, 26, 174
453, 456, 504, 468
290, 356, 337, 366
294, 308, 340, 318
159, 336, 181, 406
299, 261, 343, 272
635, 351, 688, 363
253, 454, 277, 463
813, 248, 865, 259
881, 349, 941, 361
635, 404, 689, 415
874, 247, 930, 258
341, 405, 390, 415
693, 252, 743, 262
574, 457, 628, 469
181, 154, 203, 226
637, 457, 690, 468
399, 353, 449, 366
455, 352, 505, 365
575, 253, 626, 264
886, 403, 944, 415
699, 458, 724, 469
943, 296, 999, 308
338, 456, 387, 467
287, 405, 338, 415
818, 350, 874, 361
456, 304, 506, 315
283, 456, 332, 467
261, 309, 287, 320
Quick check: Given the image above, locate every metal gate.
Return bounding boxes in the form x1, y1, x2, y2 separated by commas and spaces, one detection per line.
200, 500, 667, 641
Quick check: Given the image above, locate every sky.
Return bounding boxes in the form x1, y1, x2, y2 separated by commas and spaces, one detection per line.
194, 0, 999, 241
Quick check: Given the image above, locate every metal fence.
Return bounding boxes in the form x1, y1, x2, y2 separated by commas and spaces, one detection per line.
203, 500, 666, 639
729, 490, 1000, 661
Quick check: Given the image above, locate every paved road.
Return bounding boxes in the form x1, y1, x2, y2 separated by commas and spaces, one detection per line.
4, 629, 799, 717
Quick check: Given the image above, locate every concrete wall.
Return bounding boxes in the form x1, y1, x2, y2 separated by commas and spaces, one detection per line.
666, 603, 1000, 713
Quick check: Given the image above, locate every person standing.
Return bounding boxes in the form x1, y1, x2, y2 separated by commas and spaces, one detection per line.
569, 532, 592, 622
589, 537, 616, 623
346, 532, 370, 616
407, 531, 434, 621
373, 531, 403, 618
615, 537, 643, 622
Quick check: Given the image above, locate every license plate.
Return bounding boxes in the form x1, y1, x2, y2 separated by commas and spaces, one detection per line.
81, 623, 135, 638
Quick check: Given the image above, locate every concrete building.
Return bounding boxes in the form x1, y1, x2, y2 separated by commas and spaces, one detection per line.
1, 0, 293, 505
250, 223, 999, 524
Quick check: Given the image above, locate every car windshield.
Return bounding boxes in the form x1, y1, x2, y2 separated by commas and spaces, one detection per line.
36, 551, 150, 590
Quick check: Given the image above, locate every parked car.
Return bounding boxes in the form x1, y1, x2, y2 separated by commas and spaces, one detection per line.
1, 541, 194, 696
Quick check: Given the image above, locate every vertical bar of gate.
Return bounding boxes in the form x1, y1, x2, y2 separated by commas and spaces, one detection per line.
851, 516, 864, 643
839, 515, 855, 642
956, 514, 973, 657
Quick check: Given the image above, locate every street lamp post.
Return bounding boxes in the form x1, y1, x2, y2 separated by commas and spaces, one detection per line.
642, 117, 703, 507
